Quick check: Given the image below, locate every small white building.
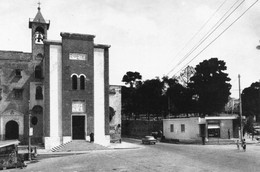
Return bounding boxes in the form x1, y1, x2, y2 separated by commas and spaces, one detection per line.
163, 115, 238, 142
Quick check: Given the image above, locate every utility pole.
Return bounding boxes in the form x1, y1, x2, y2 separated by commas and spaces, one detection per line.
238, 74, 243, 142
256, 43, 260, 123
28, 109, 32, 161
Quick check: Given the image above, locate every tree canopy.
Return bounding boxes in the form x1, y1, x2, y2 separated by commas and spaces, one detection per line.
188, 58, 231, 115
242, 81, 260, 121
122, 58, 232, 119
122, 71, 142, 88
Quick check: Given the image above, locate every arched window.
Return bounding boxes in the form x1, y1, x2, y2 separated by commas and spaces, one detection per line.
35, 65, 42, 79
80, 75, 85, 90
36, 53, 44, 60
35, 86, 43, 100
72, 75, 78, 90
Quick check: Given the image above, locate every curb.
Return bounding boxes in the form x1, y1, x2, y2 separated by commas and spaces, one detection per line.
36, 143, 143, 156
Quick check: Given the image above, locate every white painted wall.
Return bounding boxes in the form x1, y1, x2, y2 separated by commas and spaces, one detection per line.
163, 118, 201, 141
94, 48, 109, 146
45, 45, 62, 149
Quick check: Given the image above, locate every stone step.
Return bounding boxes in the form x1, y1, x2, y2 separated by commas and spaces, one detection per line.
52, 140, 108, 152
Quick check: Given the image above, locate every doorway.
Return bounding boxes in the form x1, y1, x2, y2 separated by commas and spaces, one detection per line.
5, 120, 19, 140
72, 116, 85, 140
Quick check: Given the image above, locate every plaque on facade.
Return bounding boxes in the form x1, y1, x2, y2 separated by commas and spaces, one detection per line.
29, 128, 33, 136
69, 53, 87, 61
72, 101, 86, 112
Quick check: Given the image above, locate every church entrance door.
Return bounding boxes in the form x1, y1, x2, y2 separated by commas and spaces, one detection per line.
72, 116, 85, 140
5, 120, 19, 140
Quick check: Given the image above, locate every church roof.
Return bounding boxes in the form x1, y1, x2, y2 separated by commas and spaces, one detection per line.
29, 7, 50, 29
33, 7, 46, 23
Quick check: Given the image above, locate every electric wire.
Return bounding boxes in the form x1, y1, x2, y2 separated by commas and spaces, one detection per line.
168, 0, 242, 76
164, 0, 229, 76
167, 0, 244, 76
172, 0, 259, 77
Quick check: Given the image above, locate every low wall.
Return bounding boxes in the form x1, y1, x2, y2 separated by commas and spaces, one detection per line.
122, 120, 163, 138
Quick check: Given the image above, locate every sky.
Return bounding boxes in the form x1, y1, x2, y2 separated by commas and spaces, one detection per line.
0, 0, 260, 98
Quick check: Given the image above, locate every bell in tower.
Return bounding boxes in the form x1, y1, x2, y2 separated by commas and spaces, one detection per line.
29, 4, 50, 59
34, 28, 44, 44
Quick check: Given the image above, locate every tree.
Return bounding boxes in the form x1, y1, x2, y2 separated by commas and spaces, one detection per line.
136, 78, 166, 120
177, 65, 195, 87
242, 82, 260, 122
188, 58, 231, 115
243, 116, 255, 139
121, 86, 136, 119
163, 77, 192, 115
122, 71, 142, 88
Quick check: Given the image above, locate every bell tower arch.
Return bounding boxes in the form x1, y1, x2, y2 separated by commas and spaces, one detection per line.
29, 5, 50, 60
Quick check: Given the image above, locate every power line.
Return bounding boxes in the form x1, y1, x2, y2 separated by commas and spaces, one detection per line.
172, 0, 259, 77
167, 0, 244, 76
164, 0, 229, 76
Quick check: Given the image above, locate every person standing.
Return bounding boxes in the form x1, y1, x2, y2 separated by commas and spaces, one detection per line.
236, 140, 240, 150
242, 139, 246, 151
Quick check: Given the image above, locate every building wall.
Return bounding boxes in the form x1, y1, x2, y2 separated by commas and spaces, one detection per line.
219, 120, 233, 139
109, 85, 122, 140
0, 51, 32, 144
29, 82, 44, 143
0, 110, 24, 141
43, 35, 110, 148
44, 43, 63, 149
0, 10, 111, 149
163, 118, 201, 141
104, 48, 110, 135
94, 47, 110, 145
122, 120, 163, 138
60, 33, 95, 140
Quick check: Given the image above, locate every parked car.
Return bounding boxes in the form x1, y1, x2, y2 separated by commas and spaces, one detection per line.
142, 136, 157, 145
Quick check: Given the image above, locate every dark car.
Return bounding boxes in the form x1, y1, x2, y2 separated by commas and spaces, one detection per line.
142, 136, 157, 145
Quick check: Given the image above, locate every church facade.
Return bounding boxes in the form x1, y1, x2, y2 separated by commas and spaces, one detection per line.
0, 7, 111, 149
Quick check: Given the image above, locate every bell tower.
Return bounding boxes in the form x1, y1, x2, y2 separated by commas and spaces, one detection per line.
29, 4, 50, 60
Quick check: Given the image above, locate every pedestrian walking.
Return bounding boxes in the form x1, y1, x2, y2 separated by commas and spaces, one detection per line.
236, 140, 240, 150
242, 139, 246, 152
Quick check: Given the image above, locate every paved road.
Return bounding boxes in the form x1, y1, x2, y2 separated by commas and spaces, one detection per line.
8, 139, 260, 172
